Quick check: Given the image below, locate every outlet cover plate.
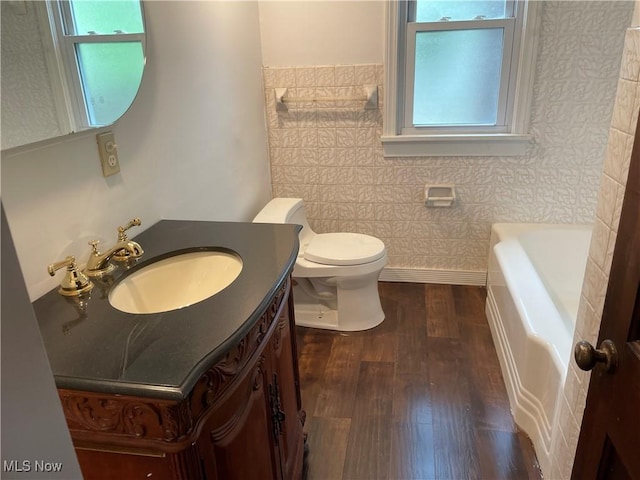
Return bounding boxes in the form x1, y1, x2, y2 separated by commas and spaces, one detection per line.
97, 131, 120, 177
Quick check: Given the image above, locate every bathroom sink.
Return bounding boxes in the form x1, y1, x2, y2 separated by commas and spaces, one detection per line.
109, 250, 243, 314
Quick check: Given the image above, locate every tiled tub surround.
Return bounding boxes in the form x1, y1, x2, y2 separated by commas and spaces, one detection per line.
548, 26, 640, 479
263, 1, 633, 283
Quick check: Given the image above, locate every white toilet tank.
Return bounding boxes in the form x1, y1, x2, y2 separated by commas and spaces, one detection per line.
253, 198, 316, 245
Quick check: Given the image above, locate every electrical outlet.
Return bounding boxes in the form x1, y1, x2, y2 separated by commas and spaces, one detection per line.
97, 131, 120, 177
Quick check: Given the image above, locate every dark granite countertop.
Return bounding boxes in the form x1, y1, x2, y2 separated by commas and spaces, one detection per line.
33, 220, 300, 401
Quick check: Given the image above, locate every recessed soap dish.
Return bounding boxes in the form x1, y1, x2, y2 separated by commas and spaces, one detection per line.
425, 184, 456, 207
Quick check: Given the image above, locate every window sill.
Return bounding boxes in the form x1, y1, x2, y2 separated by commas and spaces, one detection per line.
381, 133, 533, 157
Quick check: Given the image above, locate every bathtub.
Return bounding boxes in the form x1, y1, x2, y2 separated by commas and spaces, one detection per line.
485, 223, 591, 473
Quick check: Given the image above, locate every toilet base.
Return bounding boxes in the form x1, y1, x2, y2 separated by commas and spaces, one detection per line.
293, 303, 385, 332
294, 304, 340, 330
292, 275, 385, 332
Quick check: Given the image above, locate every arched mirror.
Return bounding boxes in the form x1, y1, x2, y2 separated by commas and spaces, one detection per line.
1, 0, 146, 151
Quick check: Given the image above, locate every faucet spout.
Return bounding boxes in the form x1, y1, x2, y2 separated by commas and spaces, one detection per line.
85, 240, 144, 276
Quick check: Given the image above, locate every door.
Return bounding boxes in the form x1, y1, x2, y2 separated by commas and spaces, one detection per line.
267, 293, 305, 480
197, 352, 282, 480
571, 121, 640, 478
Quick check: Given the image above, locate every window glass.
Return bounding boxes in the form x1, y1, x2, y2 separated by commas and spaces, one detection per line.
68, 0, 143, 34
416, 0, 507, 22
412, 28, 504, 126
76, 42, 144, 125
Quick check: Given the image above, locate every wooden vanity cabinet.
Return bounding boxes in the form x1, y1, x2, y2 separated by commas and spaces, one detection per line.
195, 283, 304, 480
59, 279, 305, 480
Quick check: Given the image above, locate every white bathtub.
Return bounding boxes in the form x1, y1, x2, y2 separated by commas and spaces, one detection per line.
485, 223, 592, 474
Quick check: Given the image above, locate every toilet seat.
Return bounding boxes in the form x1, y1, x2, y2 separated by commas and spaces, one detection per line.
303, 233, 386, 266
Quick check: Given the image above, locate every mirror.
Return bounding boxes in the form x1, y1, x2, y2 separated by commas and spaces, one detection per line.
1, 0, 146, 151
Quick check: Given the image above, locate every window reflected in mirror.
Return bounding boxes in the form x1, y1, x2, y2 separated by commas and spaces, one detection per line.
0, 0, 146, 151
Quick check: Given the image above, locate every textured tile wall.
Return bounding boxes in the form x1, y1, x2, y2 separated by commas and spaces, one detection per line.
1, 2, 63, 149
263, 1, 633, 275
549, 26, 640, 480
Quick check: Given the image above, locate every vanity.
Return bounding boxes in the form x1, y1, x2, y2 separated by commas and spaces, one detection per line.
33, 220, 305, 480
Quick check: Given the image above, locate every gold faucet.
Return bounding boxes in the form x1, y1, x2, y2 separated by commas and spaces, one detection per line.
48, 256, 94, 296
113, 218, 144, 262
85, 239, 144, 277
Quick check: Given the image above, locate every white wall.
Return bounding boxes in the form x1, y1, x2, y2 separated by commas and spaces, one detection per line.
2, 1, 272, 300
1, 207, 83, 479
259, 0, 384, 66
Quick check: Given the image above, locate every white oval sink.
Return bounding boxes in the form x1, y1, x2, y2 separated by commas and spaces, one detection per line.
109, 250, 243, 314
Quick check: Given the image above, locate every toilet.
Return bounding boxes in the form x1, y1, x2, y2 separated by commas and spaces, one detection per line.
253, 198, 387, 331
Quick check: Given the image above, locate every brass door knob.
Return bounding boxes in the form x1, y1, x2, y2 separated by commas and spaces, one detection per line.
574, 339, 618, 373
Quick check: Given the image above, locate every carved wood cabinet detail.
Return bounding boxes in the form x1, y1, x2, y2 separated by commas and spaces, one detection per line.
60, 279, 305, 480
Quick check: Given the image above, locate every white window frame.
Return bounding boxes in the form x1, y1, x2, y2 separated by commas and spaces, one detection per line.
382, 0, 541, 157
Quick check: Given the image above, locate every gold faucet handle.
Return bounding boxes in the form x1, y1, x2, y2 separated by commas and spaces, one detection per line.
88, 240, 101, 254
117, 217, 142, 242
48, 256, 93, 297
48, 256, 75, 276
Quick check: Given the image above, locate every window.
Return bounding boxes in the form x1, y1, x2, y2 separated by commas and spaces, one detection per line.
46, 0, 145, 129
382, 0, 540, 156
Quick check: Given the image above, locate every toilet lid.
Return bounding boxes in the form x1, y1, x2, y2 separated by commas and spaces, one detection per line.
303, 233, 386, 266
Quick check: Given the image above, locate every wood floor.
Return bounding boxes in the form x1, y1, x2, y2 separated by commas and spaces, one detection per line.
296, 282, 543, 480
